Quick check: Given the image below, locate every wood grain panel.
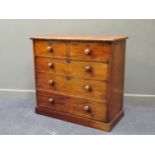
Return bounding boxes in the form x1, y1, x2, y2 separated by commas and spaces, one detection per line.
70, 42, 111, 61
36, 72, 108, 100
37, 90, 107, 122
35, 57, 108, 80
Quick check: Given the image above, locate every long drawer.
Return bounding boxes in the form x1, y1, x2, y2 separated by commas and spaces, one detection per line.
37, 90, 107, 122
36, 72, 108, 100
35, 57, 108, 81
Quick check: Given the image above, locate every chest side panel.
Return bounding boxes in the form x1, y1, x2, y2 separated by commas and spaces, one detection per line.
107, 40, 126, 121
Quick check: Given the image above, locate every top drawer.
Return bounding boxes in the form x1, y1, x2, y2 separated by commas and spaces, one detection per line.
69, 42, 111, 61
34, 41, 67, 58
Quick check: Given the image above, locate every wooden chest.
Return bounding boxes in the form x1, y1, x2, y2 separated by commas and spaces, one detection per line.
31, 35, 128, 131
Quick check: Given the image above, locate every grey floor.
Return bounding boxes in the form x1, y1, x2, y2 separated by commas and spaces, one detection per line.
0, 99, 155, 135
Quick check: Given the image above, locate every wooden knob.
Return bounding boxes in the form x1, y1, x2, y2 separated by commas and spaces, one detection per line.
48, 80, 55, 86
47, 62, 54, 68
85, 66, 92, 72
84, 105, 91, 112
47, 46, 53, 52
84, 85, 91, 91
48, 98, 54, 104
84, 48, 91, 55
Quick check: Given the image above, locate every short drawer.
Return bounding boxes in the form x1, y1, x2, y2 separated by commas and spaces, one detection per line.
35, 57, 108, 81
37, 90, 107, 122
34, 41, 67, 58
36, 72, 108, 100
69, 42, 111, 61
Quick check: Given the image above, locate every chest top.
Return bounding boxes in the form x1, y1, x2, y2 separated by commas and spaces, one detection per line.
31, 35, 128, 42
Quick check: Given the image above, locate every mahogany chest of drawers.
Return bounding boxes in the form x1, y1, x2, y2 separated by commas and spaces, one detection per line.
31, 35, 128, 131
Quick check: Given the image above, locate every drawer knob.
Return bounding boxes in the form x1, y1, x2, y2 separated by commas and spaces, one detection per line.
84, 85, 91, 91
84, 48, 91, 55
48, 98, 54, 104
84, 105, 91, 112
48, 80, 55, 86
47, 62, 54, 68
47, 46, 53, 52
85, 66, 92, 72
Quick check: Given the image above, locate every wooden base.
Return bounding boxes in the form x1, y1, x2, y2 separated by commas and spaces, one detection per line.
35, 107, 124, 132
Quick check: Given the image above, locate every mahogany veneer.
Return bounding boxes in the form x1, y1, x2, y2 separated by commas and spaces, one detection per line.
31, 35, 128, 132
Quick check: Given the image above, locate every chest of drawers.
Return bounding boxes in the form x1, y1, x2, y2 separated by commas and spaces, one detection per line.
31, 35, 128, 131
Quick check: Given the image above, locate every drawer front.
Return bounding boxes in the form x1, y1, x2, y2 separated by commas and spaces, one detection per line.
34, 41, 67, 58
35, 57, 108, 80
37, 90, 107, 122
70, 42, 111, 61
36, 72, 107, 100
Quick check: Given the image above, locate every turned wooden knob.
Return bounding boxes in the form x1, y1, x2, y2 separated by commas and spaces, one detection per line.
84, 85, 91, 91
85, 65, 92, 72
47, 46, 53, 52
84, 105, 91, 112
48, 80, 55, 86
84, 48, 91, 55
47, 62, 54, 68
48, 98, 54, 104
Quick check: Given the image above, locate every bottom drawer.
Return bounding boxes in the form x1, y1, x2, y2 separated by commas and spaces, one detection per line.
36, 91, 107, 122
